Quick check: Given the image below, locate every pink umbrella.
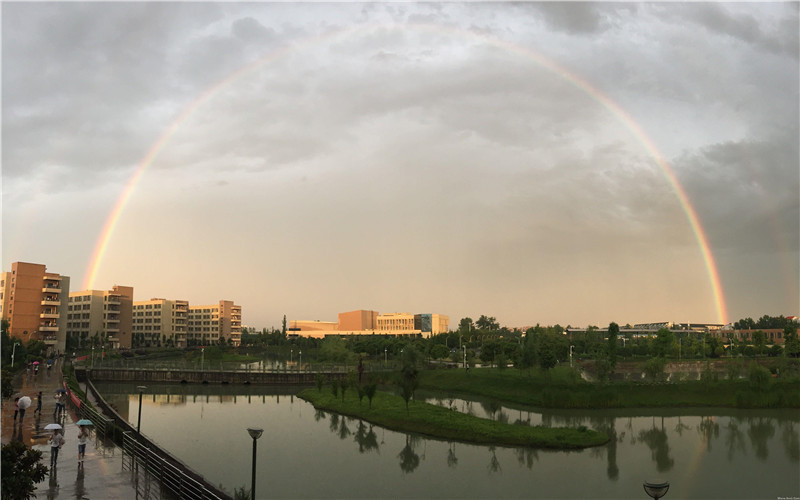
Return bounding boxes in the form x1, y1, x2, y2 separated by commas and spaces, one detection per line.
32, 361, 40, 365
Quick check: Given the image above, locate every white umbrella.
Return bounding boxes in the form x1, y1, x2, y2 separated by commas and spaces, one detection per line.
44, 423, 62, 431
17, 396, 31, 410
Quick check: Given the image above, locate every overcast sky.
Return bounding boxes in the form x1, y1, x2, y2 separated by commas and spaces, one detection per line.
2, 2, 798, 329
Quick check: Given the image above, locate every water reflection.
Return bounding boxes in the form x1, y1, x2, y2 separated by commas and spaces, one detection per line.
747, 417, 775, 460
353, 420, 379, 454
638, 417, 674, 472
398, 434, 420, 474
93, 382, 800, 499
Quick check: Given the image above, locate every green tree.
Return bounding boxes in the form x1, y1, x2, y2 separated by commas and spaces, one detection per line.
653, 328, 674, 358
783, 326, 800, 358
364, 383, 377, 409
1, 441, 49, 500
476, 315, 499, 331
752, 330, 766, 356
643, 357, 666, 382
536, 333, 559, 373
748, 362, 771, 390
430, 344, 449, 360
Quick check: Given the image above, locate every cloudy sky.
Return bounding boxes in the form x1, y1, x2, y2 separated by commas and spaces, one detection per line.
3, 2, 798, 329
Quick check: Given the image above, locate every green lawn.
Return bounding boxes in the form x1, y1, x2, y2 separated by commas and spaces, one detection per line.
417, 368, 800, 409
298, 387, 609, 449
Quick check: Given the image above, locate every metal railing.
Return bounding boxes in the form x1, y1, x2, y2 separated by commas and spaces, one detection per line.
122, 432, 226, 500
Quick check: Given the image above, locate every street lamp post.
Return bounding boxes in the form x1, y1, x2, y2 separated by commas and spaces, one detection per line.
11, 342, 19, 367
569, 345, 574, 368
463, 345, 467, 371
299, 350, 302, 372
201, 347, 205, 371
247, 428, 264, 500
290, 349, 293, 367
91, 346, 95, 367
136, 386, 147, 434
384, 348, 387, 367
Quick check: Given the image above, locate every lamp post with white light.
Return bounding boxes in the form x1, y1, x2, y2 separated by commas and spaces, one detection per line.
299, 350, 302, 372
247, 428, 264, 500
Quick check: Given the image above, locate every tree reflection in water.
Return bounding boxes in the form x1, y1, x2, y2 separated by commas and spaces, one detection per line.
724, 417, 746, 460
398, 434, 420, 474
353, 420, 379, 454
447, 442, 458, 468
487, 446, 501, 474
747, 417, 775, 460
698, 416, 720, 452
338, 416, 352, 440
514, 447, 539, 470
638, 417, 674, 472
780, 421, 799, 462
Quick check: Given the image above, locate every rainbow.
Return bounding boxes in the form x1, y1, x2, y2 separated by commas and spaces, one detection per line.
82, 23, 729, 324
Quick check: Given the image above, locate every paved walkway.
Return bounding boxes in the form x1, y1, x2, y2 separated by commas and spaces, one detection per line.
2, 360, 151, 499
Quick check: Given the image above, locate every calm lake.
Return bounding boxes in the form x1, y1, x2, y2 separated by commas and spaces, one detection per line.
93, 381, 799, 499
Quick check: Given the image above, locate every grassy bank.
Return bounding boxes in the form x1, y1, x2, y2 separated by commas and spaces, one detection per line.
417, 367, 800, 409
298, 387, 608, 449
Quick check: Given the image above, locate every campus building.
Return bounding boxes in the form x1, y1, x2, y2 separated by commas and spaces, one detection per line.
289, 309, 449, 339
1, 261, 70, 353
132, 298, 189, 348
67, 285, 134, 349
187, 300, 243, 347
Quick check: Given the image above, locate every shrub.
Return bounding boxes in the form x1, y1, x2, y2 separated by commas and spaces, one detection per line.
748, 362, 771, 390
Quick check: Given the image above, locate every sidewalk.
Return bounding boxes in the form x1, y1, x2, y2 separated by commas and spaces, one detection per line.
1, 359, 148, 499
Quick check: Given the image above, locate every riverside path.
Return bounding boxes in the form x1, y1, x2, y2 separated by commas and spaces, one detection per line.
2, 357, 145, 499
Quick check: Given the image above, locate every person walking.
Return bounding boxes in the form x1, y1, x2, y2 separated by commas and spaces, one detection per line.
49, 429, 65, 468
77, 425, 88, 464
34, 391, 43, 416
12, 397, 19, 421
53, 392, 65, 418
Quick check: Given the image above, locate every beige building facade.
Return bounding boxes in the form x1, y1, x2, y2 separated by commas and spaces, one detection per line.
67, 285, 134, 349
132, 298, 189, 348
1, 262, 70, 353
289, 309, 449, 339
188, 300, 242, 347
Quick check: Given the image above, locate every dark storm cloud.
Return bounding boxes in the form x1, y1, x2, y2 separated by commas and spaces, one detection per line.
674, 130, 800, 254
669, 2, 799, 58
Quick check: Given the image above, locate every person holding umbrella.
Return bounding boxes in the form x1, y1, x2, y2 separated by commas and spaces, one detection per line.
47, 426, 65, 467
76, 424, 88, 464
16, 395, 31, 422
53, 390, 66, 418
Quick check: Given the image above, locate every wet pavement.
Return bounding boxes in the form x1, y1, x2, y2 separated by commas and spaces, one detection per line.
2, 359, 145, 499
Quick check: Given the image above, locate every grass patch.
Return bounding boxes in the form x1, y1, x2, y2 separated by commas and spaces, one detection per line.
417, 368, 800, 409
298, 387, 608, 449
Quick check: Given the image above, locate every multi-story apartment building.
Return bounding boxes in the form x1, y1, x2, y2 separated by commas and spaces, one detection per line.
67, 285, 134, 349
132, 298, 188, 348
187, 300, 242, 347
1, 262, 70, 353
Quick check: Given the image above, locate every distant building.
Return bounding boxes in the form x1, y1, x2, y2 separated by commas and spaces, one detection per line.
67, 285, 134, 349
338, 310, 378, 331
188, 300, 242, 347
1, 261, 70, 353
289, 309, 449, 339
132, 298, 189, 348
